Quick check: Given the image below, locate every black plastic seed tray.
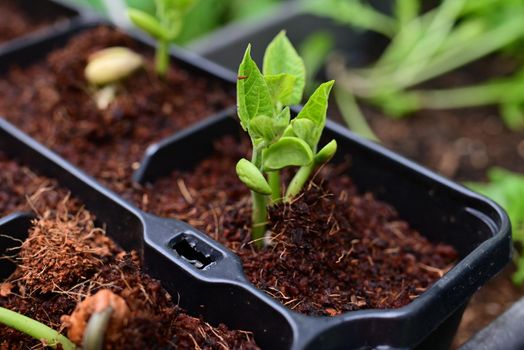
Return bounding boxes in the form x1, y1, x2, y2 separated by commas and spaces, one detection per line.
0, 0, 82, 55
0, 107, 511, 349
0, 17, 512, 350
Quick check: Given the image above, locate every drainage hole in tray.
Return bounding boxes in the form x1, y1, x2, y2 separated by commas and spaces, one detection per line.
170, 237, 214, 269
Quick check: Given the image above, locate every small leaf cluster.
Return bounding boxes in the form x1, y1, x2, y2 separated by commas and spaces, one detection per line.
128, 0, 196, 76
468, 167, 524, 285
236, 31, 336, 199
235, 31, 336, 246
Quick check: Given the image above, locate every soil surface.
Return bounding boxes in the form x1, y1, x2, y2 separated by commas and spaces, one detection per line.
125, 137, 458, 316
329, 55, 524, 347
0, 0, 70, 43
366, 105, 524, 182
0, 26, 235, 194
0, 157, 258, 349
0, 152, 70, 217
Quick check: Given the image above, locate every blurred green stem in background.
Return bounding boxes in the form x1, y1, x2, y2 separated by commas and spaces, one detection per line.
467, 168, 524, 285
303, 0, 524, 131
334, 86, 378, 142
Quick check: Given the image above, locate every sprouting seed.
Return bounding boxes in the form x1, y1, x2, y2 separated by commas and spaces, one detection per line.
85, 46, 143, 86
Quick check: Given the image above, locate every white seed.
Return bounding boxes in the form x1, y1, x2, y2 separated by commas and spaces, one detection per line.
85, 46, 144, 85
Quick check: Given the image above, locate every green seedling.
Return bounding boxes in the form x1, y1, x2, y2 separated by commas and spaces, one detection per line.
128, 0, 196, 76
74, 0, 280, 46
0, 305, 112, 349
305, 0, 398, 38
372, 70, 524, 129
0, 307, 76, 349
468, 167, 524, 285
304, 0, 524, 131
235, 31, 337, 247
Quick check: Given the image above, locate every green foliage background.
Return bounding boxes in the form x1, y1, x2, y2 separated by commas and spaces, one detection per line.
67, 0, 280, 44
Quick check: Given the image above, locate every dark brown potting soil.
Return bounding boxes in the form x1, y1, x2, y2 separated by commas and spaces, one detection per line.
0, 152, 70, 217
126, 137, 458, 316
367, 101, 524, 348
0, 0, 70, 43
333, 55, 524, 182
329, 55, 524, 347
354, 108, 524, 348
0, 26, 234, 193
367, 105, 524, 182
0, 157, 259, 349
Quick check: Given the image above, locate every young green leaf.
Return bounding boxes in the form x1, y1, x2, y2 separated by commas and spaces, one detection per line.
236, 158, 272, 195
249, 107, 290, 143
155, 0, 188, 40
297, 80, 335, 125
295, 80, 335, 148
282, 124, 295, 138
237, 45, 274, 131
249, 115, 278, 142
265, 73, 297, 106
500, 101, 524, 131
262, 137, 313, 171
128, 8, 170, 40
289, 118, 317, 149
159, 0, 196, 14
274, 106, 291, 128
315, 139, 338, 164
127, 0, 196, 77
467, 166, 524, 286
468, 167, 524, 241
263, 30, 306, 105
126, 0, 156, 15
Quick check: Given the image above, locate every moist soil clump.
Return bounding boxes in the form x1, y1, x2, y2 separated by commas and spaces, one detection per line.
0, 159, 259, 349
0, 26, 234, 193
129, 137, 458, 316
0, 0, 70, 43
